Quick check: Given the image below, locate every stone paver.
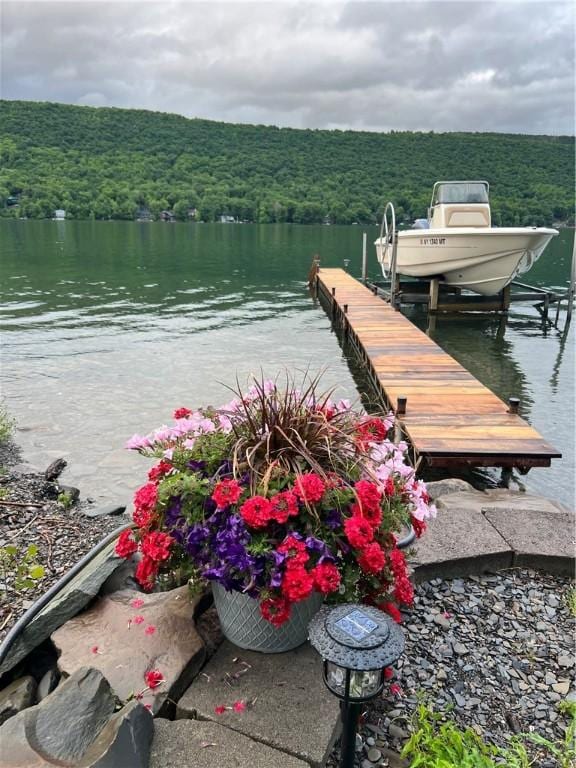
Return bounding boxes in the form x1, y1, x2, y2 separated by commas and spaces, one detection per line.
483, 507, 575, 576
412, 492, 513, 581
177, 640, 340, 767
150, 719, 309, 768
52, 587, 205, 715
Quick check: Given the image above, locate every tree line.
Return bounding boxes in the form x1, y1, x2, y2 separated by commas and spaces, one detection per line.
0, 100, 573, 226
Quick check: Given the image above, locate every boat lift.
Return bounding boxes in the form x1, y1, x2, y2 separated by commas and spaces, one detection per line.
359, 203, 575, 327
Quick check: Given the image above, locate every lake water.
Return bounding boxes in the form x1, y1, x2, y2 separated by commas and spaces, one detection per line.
1, 221, 573, 508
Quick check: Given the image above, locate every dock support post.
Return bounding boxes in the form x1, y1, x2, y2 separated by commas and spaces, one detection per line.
429, 279, 440, 313
362, 232, 367, 283
394, 397, 407, 443
542, 293, 550, 324
331, 288, 336, 321
508, 397, 520, 415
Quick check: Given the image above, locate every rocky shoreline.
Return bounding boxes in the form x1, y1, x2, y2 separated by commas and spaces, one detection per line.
0, 438, 127, 642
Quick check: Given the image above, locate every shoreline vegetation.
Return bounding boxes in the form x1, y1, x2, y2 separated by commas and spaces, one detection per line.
0, 100, 573, 227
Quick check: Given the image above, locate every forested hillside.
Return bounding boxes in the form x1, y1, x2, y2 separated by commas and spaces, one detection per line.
0, 100, 573, 225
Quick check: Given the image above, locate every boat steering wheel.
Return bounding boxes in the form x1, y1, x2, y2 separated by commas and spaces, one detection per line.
378, 201, 396, 279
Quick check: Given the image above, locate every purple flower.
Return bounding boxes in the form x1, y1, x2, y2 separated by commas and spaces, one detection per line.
324, 508, 342, 530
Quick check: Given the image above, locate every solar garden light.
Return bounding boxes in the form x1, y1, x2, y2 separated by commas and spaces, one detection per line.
308, 604, 405, 768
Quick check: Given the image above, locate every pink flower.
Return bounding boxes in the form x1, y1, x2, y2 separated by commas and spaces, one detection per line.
144, 704, 152, 711
133, 615, 145, 625
91, 645, 100, 654
233, 700, 246, 713
144, 669, 164, 689
131, 598, 145, 609
145, 625, 156, 636
390, 683, 402, 696
214, 705, 226, 715
384, 667, 394, 680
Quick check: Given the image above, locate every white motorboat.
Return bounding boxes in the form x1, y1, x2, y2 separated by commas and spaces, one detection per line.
375, 181, 558, 296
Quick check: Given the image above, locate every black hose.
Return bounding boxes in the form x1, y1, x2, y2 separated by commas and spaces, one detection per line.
0, 522, 132, 674
396, 525, 416, 550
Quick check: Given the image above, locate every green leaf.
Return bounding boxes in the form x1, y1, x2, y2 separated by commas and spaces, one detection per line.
29, 565, 45, 580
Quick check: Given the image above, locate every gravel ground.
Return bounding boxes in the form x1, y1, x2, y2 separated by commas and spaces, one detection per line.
0, 439, 126, 641
330, 569, 575, 767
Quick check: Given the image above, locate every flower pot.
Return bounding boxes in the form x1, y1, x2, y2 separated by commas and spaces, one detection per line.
212, 582, 323, 653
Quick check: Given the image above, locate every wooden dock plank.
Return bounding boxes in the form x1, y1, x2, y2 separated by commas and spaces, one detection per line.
316, 268, 561, 469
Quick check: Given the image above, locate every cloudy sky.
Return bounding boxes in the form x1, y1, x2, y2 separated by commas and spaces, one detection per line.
1, 0, 574, 135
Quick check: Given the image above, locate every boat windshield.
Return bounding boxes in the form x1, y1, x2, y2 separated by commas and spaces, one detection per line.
434, 182, 489, 205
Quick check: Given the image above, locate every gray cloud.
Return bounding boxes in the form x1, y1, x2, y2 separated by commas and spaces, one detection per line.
1, 0, 574, 134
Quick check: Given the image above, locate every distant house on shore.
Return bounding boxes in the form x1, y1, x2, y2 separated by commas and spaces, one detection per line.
160, 210, 176, 222
220, 214, 236, 224
136, 206, 153, 222
53, 209, 66, 220
188, 208, 198, 220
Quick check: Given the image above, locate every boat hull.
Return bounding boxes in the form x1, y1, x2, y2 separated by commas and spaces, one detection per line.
375, 227, 558, 295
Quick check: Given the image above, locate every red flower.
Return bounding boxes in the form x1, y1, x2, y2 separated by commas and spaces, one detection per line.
260, 595, 292, 627
173, 407, 192, 419
233, 700, 246, 713
131, 597, 145, 609
135, 556, 159, 591
270, 491, 299, 523
390, 683, 402, 696
358, 542, 386, 574
281, 566, 314, 602
239, 496, 273, 528
384, 666, 394, 679
312, 562, 341, 594
212, 478, 243, 508
355, 480, 382, 513
115, 529, 137, 558
411, 516, 427, 538
294, 473, 326, 504
148, 460, 173, 483
277, 536, 309, 566
343, 515, 374, 549
383, 477, 396, 497
145, 625, 156, 635
141, 531, 173, 562
394, 576, 414, 606
356, 417, 388, 448
214, 705, 226, 715
133, 615, 145, 625
382, 602, 403, 623
133, 483, 158, 527
144, 669, 164, 689
351, 502, 381, 529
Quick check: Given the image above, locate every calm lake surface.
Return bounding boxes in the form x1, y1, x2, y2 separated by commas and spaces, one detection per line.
1, 221, 574, 508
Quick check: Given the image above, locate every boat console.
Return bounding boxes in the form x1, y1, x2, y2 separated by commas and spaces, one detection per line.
429, 181, 491, 228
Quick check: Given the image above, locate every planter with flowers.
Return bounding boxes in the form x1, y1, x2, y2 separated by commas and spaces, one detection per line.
116, 376, 436, 652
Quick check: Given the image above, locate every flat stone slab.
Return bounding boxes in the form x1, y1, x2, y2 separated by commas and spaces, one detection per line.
412, 492, 513, 581
0, 541, 124, 677
177, 640, 340, 767
480, 489, 573, 515
483, 507, 575, 576
52, 587, 205, 715
150, 719, 309, 768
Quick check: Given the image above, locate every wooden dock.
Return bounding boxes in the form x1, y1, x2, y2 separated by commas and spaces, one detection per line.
315, 268, 561, 472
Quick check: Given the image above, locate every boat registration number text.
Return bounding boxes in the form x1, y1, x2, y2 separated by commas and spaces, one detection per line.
420, 237, 446, 245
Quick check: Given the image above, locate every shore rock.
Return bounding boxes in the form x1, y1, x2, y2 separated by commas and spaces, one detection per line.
52, 586, 205, 715
0, 676, 37, 726
0, 667, 153, 767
